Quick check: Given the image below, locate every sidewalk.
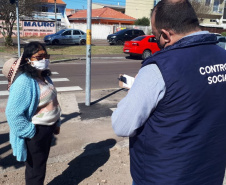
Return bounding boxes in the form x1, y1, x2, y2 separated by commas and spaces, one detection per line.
0, 47, 131, 184
0, 87, 131, 185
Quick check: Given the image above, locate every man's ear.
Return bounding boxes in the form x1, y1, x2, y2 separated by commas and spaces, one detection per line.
161, 29, 172, 43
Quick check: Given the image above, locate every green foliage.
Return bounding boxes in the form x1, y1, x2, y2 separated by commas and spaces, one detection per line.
0, 0, 43, 46
221, 32, 226, 36
5, 36, 13, 46
134, 17, 150, 26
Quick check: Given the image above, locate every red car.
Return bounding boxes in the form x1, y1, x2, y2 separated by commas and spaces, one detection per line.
123, 35, 160, 59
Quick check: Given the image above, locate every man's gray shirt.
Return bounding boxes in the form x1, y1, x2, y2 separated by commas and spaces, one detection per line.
111, 31, 209, 137
111, 64, 165, 137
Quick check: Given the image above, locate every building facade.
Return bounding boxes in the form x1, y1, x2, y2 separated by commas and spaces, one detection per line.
34, 0, 70, 30
125, 0, 159, 19
125, 0, 226, 31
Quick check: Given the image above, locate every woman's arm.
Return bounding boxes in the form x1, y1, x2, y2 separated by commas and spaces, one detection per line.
6, 75, 37, 139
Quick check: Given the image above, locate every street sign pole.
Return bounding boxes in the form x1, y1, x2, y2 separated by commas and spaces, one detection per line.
55, 0, 57, 33
16, 0, 21, 57
85, 0, 92, 106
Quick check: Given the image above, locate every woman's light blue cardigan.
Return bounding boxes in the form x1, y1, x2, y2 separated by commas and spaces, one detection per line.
6, 73, 40, 162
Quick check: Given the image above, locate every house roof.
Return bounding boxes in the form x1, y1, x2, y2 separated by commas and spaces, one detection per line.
66, 8, 74, 11
41, 0, 66, 4
66, 8, 76, 16
69, 7, 135, 21
93, 2, 125, 9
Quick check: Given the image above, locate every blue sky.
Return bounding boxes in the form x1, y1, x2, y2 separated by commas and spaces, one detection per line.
63, 0, 126, 10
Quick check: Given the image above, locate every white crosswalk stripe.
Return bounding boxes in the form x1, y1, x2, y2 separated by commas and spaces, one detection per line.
0, 86, 83, 96
0, 71, 82, 96
0, 91, 8, 96
0, 81, 7, 84
56, 86, 82, 92
110, 108, 116, 112
52, 78, 69, 82
0, 78, 69, 85
0, 71, 58, 75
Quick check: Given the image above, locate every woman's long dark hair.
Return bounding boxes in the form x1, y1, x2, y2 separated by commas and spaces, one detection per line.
19, 41, 51, 78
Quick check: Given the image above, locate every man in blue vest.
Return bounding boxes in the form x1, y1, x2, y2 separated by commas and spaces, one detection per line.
111, 0, 226, 184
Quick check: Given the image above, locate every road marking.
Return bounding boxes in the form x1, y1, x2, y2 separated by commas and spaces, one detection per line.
0, 91, 8, 96
0, 72, 58, 77
52, 78, 69, 82
0, 70, 57, 74
0, 81, 7, 85
110, 108, 116, 112
0, 86, 83, 96
0, 78, 69, 85
56, 86, 82, 92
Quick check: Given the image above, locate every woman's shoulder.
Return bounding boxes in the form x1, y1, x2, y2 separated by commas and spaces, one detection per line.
10, 72, 36, 91
14, 72, 33, 84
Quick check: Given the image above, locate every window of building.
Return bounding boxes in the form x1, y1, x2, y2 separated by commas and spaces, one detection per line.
224, 8, 226, 19
41, 6, 48, 12
213, 0, 220, 12
205, 0, 211, 6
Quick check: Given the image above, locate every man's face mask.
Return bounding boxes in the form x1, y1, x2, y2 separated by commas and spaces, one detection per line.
156, 32, 167, 50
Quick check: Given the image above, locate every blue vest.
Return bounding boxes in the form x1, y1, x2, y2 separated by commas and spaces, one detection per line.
130, 34, 226, 185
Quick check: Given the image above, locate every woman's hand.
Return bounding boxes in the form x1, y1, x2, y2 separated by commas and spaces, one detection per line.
54, 126, 60, 135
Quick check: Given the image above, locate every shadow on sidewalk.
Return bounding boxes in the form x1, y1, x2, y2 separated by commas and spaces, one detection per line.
48, 139, 116, 185
60, 112, 81, 125
91, 88, 124, 105
0, 133, 24, 170
78, 88, 126, 120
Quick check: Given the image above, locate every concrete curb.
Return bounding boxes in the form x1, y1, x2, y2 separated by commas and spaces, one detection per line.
50, 56, 126, 63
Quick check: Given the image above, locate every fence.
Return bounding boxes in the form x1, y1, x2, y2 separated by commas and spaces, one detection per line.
0, 20, 55, 38
70, 23, 152, 40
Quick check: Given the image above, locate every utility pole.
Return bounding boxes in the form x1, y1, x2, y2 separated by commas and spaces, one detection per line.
9, 0, 20, 57
55, 0, 57, 33
16, 0, 21, 57
85, 0, 92, 106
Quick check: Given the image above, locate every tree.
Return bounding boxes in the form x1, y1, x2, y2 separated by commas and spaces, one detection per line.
0, 0, 44, 46
134, 17, 150, 26
189, 0, 213, 22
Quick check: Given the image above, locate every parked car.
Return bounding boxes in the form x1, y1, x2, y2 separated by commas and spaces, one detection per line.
216, 35, 226, 49
107, 29, 145, 45
44, 29, 86, 45
123, 35, 160, 59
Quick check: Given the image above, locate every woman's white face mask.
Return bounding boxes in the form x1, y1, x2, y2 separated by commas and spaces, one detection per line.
28, 58, 50, 71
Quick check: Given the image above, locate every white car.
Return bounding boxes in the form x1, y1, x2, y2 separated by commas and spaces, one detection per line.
44, 29, 86, 45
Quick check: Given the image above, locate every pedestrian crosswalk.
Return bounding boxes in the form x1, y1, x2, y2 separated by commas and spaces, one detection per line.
0, 68, 83, 97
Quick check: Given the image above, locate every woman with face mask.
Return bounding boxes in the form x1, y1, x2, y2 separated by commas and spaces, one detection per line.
4, 41, 61, 185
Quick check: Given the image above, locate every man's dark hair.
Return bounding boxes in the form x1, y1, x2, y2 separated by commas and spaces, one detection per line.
153, 0, 200, 34
19, 41, 51, 78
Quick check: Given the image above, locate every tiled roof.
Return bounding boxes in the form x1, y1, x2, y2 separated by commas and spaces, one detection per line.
93, 2, 125, 9
41, 0, 66, 4
66, 8, 74, 11
69, 7, 135, 20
